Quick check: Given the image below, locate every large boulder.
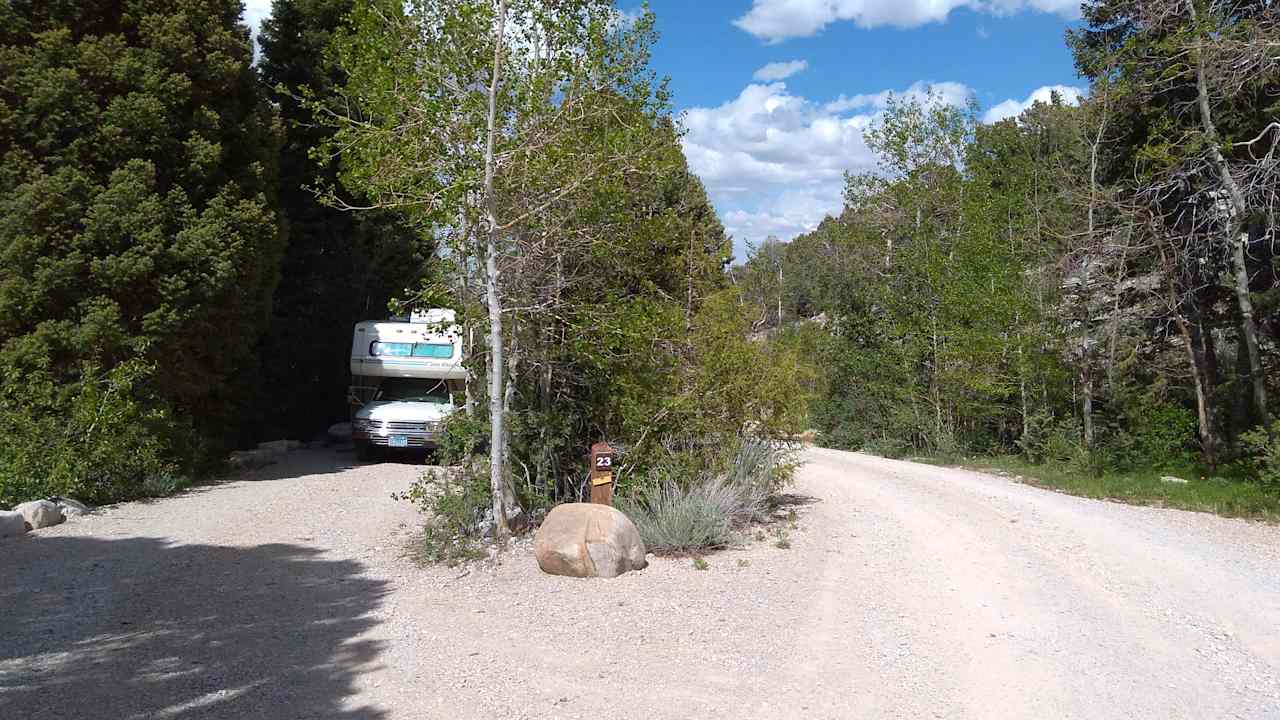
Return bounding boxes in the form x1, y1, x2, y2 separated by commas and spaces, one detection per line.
534, 503, 647, 578
51, 497, 90, 518
16, 499, 64, 530
0, 511, 26, 538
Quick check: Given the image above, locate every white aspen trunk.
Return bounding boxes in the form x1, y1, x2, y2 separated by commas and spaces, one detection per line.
1079, 259, 1094, 451
465, 325, 475, 415
776, 261, 783, 326
1175, 313, 1217, 468
457, 207, 476, 417
1185, 0, 1268, 424
686, 225, 695, 331
500, 318, 521, 520
1080, 94, 1107, 452
482, 0, 510, 540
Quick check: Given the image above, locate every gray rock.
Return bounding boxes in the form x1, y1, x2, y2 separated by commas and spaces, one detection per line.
257, 440, 291, 455
533, 503, 647, 578
328, 422, 353, 442
0, 510, 27, 538
1160, 475, 1190, 484
229, 449, 277, 469
52, 497, 90, 518
16, 499, 65, 529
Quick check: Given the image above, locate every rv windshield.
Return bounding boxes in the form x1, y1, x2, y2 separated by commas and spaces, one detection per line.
375, 378, 451, 404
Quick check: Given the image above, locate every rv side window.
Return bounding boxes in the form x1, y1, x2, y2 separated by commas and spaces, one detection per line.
370, 341, 413, 357
411, 343, 453, 359
369, 341, 453, 358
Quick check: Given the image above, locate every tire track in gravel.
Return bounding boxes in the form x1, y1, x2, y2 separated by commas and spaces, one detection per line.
784, 448, 1280, 719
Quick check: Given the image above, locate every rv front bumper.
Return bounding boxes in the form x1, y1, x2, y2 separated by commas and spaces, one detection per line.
352, 420, 441, 449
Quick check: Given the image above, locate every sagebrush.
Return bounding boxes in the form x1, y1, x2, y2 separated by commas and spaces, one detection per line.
618, 437, 800, 555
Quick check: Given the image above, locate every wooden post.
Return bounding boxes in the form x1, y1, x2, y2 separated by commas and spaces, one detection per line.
589, 442, 615, 506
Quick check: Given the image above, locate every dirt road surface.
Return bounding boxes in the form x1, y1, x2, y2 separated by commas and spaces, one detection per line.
2, 447, 1278, 719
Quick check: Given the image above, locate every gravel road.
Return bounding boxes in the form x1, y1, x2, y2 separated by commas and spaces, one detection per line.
2, 446, 1278, 719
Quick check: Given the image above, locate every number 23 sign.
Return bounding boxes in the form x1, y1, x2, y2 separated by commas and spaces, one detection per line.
590, 442, 616, 490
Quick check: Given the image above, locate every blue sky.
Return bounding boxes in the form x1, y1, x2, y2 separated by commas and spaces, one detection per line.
245, 0, 1086, 259
629, 0, 1086, 258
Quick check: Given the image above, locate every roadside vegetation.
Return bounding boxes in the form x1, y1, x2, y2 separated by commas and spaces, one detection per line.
0, 0, 811, 518
5, 0, 1278, 539
961, 455, 1280, 522
734, 0, 1280, 520
618, 438, 801, 555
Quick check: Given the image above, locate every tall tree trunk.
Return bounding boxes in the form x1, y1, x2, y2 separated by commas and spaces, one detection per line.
686, 224, 695, 331
1186, 0, 1268, 425
1080, 89, 1108, 451
1176, 313, 1219, 470
482, 0, 510, 540
776, 261, 783, 326
501, 316, 522, 520
1162, 246, 1219, 468
457, 207, 476, 417
1081, 367, 1094, 450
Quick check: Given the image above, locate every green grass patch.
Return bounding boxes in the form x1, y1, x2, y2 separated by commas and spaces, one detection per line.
956, 455, 1280, 522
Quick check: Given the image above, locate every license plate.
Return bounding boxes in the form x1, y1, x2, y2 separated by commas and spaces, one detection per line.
388, 435, 409, 448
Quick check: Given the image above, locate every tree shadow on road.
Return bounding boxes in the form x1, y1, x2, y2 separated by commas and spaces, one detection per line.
0, 537, 389, 719
771, 493, 820, 513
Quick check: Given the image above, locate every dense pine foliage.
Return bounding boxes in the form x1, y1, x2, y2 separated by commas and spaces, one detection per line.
255, 0, 423, 441
0, 0, 809, 510
0, 0, 283, 505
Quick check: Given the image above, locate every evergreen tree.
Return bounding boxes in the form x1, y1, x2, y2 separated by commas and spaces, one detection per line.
256, 0, 424, 440
0, 0, 283, 504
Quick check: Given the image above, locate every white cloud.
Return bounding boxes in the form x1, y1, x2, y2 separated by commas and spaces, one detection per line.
734, 0, 1080, 43
982, 84, 1086, 123
822, 80, 972, 113
243, 0, 272, 57
752, 59, 809, 82
681, 80, 972, 258
243, 0, 272, 34
614, 6, 646, 28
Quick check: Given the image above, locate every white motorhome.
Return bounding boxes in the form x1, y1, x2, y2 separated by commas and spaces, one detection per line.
349, 309, 465, 459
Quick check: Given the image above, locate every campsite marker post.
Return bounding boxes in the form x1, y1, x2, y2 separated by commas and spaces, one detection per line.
589, 442, 616, 506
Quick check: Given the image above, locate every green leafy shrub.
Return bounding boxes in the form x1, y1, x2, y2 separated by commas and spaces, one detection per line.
1018, 410, 1082, 465
1105, 390, 1196, 471
857, 436, 912, 459
1240, 422, 1280, 486
0, 361, 191, 507
436, 411, 489, 466
394, 463, 492, 566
